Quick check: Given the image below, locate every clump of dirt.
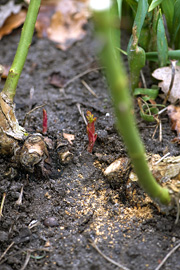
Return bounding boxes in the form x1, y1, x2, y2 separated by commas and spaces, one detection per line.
0, 23, 180, 270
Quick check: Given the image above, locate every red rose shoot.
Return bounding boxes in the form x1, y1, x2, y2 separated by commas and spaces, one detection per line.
43, 108, 48, 134
86, 111, 97, 153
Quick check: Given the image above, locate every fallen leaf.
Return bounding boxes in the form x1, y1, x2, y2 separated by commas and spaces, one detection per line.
36, 0, 90, 50
152, 66, 180, 103
63, 133, 75, 144
167, 105, 180, 142
0, 1, 22, 28
0, 10, 27, 40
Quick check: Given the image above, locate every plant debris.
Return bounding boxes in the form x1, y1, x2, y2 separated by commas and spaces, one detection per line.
152, 65, 180, 103
167, 105, 180, 142
0, 5, 26, 40
35, 0, 90, 50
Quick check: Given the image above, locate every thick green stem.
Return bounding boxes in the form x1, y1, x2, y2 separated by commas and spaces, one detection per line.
146, 50, 180, 61
2, 0, 41, 101
92, 6, 171, 205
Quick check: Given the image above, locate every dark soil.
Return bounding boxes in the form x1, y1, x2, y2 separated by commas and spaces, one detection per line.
0, 22, 180, 270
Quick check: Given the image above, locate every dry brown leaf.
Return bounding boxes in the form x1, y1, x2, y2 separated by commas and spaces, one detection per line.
0, 10, 27, 40
0, 1, 22, 28
152, 66, 180, 103
63, 133, 75, 144
167, 105, 180, 142
36, 0, 90, 50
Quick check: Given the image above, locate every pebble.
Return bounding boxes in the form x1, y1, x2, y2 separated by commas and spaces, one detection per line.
44, 217, 59, 227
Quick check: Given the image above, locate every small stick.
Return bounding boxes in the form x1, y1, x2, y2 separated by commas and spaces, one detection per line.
154, 241, 180, 270
0, 192, 6, 219
163, 60, 177, 105
0, 241, 14, 262
158, 106, 168, 115
61, 67, 102, 89
16, 186, 24, 205
81, 80, 98, 97
152, 122, 159, 140
140, 70, 147, 89
20, 251, 31, 270
76, 103, 87, 125
159, 119, 162, 142
90, 240, 130, 270
154, 152, 170, 165
23, 103, 46, 126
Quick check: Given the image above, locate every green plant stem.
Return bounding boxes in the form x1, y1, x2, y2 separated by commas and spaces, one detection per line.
92, 6, 171, 205
146, 50, 180, 61
2, 0, 41, 101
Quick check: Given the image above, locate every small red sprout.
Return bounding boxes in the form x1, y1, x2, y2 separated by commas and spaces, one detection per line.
86, 111, 97, 153
43, 108, 48, 134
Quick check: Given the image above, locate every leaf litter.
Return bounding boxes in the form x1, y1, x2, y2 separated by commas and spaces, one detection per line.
36, 0, 91, 50
0, 2, 26, 40
152, 65, 180, 103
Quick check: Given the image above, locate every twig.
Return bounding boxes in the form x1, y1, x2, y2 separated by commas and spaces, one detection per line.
154, 241, 180, 270
20, 251, 31, 270
61, 67, 102, 89
90, 240, 130, 270
159, 119, 162, 142
158, 106, 168, 115
0, 192, 6, 219
23, 103, 46, 126
154, 152, 170, 165
0, 241, 14, 262
76, 103, 87, 125
81, 80, 98, 97
140, 70, 147, 89
163, 60, 177, 105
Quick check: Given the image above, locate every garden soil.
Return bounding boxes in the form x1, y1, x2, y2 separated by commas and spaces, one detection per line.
0, 22, 180, 270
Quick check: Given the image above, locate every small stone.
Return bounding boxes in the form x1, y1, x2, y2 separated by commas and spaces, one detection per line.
44, 217, 59, 227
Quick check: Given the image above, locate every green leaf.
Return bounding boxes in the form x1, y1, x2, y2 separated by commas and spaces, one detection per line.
116, 0, 122, 18
134, 88, 159, 99
140, 105, 159, 122
172, 0, 180, 44
125, 0, 138, 13
157, 12, 168, 66
133, 0, 149, 40
161, 0, 175, 35
148, 0, 163, 12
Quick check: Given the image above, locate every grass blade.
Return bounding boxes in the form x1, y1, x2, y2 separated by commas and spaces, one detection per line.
133, 0, 149, 39
157, 11, 168, 66
116, 0, 122, 18
161, 0, 175, 35
149, 0, 163, 12
172, 0, 180, 45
